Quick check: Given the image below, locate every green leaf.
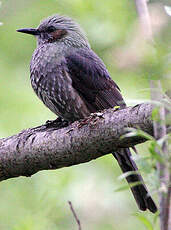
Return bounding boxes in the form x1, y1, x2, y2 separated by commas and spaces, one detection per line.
133, 213, 154, 230
114, 184, 131, 192
115, 181, 143, 193
151, 107, 160, 122
149, 141, 164, 163
122, 128, 154, 141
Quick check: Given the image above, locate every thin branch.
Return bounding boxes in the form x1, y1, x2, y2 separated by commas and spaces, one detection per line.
134, 1, 170, 230
0, 103, 170, 183
151, 81, 169, 230
68, 201, 82, 230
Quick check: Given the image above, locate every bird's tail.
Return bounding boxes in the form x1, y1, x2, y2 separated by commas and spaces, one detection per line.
113, 148, 157, 213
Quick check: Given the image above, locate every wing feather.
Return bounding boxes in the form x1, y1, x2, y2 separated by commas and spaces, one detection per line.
66, 48, 126, 112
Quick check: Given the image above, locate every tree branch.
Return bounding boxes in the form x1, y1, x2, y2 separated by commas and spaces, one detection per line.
0, 103, 169, 183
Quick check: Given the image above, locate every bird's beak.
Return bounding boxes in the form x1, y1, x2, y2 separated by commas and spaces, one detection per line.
16, 28, 40, 35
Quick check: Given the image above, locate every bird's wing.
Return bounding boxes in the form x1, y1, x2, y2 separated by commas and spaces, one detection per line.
65, 48, 126, 113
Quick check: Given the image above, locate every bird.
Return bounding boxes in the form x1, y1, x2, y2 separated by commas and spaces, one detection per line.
17, 14, 157, 213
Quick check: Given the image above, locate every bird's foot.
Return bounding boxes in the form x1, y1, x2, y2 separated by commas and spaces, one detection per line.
45, 117, 69, 129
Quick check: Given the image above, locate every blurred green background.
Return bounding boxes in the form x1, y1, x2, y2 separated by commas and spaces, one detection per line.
0, 0, 170, 229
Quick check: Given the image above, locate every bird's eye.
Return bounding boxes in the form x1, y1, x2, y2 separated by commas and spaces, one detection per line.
47, 26, 56, 33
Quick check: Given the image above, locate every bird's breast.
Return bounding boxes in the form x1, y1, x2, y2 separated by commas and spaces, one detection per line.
30, 44, 91, 121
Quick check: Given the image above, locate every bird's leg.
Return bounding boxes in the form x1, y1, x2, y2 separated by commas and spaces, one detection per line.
45, 117, 69, 129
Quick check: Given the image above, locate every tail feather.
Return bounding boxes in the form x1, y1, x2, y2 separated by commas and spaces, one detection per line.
113, 148, 157, 213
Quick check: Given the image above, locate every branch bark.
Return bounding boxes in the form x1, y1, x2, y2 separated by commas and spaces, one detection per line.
0, 103, 169, 183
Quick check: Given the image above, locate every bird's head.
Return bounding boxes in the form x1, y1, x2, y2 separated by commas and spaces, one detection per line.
17, 14, 90, 48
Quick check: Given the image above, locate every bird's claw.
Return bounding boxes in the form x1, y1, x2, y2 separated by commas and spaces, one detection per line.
45, 117, 69, 129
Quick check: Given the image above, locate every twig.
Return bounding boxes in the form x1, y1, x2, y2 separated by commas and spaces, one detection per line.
151, 81, 169, 230
134, 1, 170, 230
68, 201, 82, 230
